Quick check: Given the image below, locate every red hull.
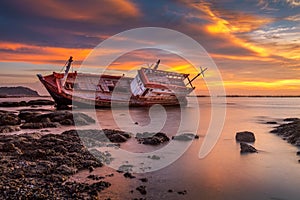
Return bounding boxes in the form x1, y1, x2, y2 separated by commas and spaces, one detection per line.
37, 72, 187, 108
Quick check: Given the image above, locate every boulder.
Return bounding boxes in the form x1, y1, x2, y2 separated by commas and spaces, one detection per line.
123, 172, 136, 179
27, 99, 55, 106
0, 113, 21, 126
172, 133, 199, 141
240, 142, 257, 153
18, 110, 41, 122
20, 122, 59, 129
266, 121, 277, 124
235, 131, 255, 142
136, 132, 169, 145
1, 142, 23, 155
283, 118, 299, 122
0, 125, 20, 133
0, 101, 26, 107
28, 111, 95, 126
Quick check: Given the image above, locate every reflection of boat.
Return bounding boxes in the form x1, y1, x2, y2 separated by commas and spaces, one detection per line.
37, 57, 206, 107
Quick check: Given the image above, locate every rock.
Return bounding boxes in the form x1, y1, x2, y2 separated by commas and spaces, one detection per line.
124, 172, 136, 179
89, 166, 95, 172
266, 121, 277, 124
172, 133, 198, 141
87, 174, 105, 180
118, 164, 133, 172
283, 118, 299, 122
136, 185, 147, 195
56, 104, 72, 110
0, 125, 20, 133
139, 178, 148, 182
235, 131, 256, 142
240, 142, 257, 153
148, 155, 160, 160
102, 129, 131, 143
20, 122, 59, 129
18, 110, 40, 121
27, 111, 95, 126
73, 113, 96, 125
136, 132, 169, 145
60, 119, 74, 125
0, 131, 110, 199
0, 101, 26, 107
270, 120, 300, 146
57, 165, 78, 175
1, 142, 23, 155
106, 173, 114, 177
27, 99, 55, 106
0, 113, 21, 126
177, 190, 187, 195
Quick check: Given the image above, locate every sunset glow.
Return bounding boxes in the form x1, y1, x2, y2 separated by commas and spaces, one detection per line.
0, 0, 299, 95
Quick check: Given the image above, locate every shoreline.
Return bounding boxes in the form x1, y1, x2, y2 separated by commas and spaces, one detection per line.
270, 118, 300, 149
0, 98, 300, 199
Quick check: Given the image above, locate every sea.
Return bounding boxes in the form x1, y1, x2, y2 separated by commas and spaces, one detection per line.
1, 97, 300, 200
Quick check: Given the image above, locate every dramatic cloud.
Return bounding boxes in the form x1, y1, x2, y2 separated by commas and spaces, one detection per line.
0, 0, 299, 95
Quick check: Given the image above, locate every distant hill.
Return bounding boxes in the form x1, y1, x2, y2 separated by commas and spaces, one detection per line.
0, 86, 40, 97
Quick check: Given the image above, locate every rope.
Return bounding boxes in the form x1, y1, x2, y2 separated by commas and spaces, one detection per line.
59, 60, 69, 72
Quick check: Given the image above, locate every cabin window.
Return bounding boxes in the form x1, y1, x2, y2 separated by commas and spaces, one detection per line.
108, 85, 114, 92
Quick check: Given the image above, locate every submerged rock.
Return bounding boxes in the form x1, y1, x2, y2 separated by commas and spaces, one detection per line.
266, 121, 277, 124
139, 178, 148, 182
172, 133, 199, 141
177, 190, 187, 195
240, 142, 257, 153
136, 185, 147, 195
124, 172, 136, 179
235, 131, 256, 142
147, 155, 160, 160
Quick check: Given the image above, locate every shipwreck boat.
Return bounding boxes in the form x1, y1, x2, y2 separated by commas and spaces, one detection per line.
37, 57, 206, 107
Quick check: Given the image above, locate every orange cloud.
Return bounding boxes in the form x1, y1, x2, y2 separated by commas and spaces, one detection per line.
0, 42, 91, 64
17, 0, 140, 24
191, 2, 272, 57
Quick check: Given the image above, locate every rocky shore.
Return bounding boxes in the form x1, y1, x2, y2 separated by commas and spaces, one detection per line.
0, 131, 110, 199
0, 99, 195, 199
270, 118, 300, 146
0, 109, 95, 133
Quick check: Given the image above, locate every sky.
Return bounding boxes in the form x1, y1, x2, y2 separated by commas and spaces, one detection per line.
0, 0, 300, 95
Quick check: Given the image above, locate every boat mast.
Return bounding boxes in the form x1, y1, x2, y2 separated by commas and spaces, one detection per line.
153, 59, 160, 70
186, 67, 207, 89
61, 56, 73, 87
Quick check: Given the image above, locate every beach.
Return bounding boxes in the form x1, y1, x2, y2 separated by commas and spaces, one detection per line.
1, 97, 300, 199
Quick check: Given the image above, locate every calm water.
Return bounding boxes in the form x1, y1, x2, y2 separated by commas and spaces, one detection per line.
2, 97, 300, 199
88, 97, 300, 200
